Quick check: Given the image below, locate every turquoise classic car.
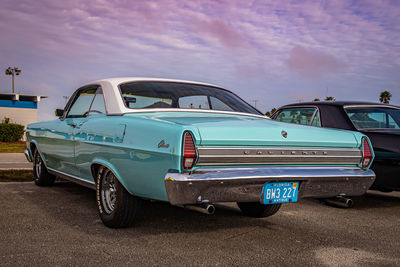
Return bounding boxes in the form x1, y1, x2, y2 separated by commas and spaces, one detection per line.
24, 78, 375, 228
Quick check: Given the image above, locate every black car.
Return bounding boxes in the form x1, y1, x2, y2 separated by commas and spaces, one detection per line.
271, 101, 400, 192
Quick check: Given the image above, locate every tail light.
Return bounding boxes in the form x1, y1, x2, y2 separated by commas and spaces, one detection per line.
361, 137, 373, 168
183, 132, 197, 170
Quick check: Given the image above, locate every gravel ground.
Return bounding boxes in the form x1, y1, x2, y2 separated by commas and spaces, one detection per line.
0, 181, 399, 266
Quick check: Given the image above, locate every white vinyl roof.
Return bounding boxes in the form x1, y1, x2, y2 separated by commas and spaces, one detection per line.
81, 77, 266, 119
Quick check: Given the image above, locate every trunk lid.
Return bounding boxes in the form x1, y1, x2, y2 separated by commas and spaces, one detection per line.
132, 112, 360, 148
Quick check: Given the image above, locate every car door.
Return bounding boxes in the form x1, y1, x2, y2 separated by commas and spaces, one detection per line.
73, 87, 108, 182
44, 86, 98, 177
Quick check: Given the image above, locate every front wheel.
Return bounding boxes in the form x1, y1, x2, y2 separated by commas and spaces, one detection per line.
237, 202, 281, 217
33, 148, 55, 186
96, 167, 141, 228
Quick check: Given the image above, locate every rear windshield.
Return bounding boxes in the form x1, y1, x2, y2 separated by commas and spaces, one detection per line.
345, 107, 400, 130
119, 82, 261, 115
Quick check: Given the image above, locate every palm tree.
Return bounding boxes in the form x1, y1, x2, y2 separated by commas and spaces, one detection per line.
265, 108, 277, 117
379, 91, 392, 104
325, 96, 335, 101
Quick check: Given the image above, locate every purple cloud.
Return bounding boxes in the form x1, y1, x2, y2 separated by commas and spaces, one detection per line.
286, 46, 345, 76
196, 19, 245, 49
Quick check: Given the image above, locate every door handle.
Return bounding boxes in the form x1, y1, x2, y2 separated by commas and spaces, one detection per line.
67, 123, 77, 128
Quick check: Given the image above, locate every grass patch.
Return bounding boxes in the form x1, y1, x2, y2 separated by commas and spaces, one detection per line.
0, 142, 26, 153
0, 170, 33, 182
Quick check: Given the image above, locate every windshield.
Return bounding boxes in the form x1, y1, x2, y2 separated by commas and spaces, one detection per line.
345, 106, 400, 130
119, 82, 262, 115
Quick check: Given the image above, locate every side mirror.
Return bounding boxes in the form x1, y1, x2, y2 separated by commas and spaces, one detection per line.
55, 109, 64, 117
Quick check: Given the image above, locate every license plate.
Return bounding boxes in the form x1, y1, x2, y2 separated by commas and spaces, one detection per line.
261, 181, 299, 204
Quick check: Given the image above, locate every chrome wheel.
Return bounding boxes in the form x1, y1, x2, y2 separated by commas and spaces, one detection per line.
101, 171, 117, 214
34, 152, 42, 179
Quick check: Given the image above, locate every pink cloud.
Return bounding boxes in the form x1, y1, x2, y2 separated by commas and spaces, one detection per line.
196, 19, 245, 49
286, 46, 345, 76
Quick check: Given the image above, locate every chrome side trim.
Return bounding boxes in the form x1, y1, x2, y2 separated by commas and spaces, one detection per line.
344, 104, 400, 110
48, 168, 95, 189
196, 147, 362, 166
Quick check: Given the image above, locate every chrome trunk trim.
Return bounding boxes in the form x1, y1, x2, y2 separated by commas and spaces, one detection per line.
196, 146, 362, 166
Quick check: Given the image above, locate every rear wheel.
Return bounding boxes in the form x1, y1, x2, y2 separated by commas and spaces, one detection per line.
33, 148, 55, 186
237, 202, 281, 217
96, 167, 141, 228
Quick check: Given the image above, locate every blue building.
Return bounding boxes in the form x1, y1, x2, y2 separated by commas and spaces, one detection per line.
0, 93, 47, 129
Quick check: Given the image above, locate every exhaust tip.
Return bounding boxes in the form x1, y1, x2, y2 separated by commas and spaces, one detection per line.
206, 204, 215, 215
183, 204, 216, 215
324, 196, 354, 209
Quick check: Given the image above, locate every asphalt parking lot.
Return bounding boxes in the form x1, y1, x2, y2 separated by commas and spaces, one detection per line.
1, 181, 399, 266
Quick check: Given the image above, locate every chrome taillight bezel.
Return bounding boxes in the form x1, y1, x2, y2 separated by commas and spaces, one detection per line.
361, 137, 373, 169
182, 131, 198, 171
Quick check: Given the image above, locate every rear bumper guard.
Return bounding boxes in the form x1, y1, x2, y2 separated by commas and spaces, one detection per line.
164, 166, 375, 205
24, 148, 33, 163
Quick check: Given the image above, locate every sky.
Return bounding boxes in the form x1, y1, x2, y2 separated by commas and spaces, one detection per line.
0, 0, 399, 120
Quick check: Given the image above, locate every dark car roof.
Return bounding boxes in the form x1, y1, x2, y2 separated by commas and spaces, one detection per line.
280, 101, 400, 109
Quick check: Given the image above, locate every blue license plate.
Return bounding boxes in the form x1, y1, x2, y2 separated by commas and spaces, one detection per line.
261, 181, 299, 204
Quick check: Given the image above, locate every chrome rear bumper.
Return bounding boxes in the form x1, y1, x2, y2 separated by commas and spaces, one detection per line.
164, 167, 375, 205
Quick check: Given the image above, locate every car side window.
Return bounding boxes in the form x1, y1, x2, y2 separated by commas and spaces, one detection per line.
89, 87, 106, 114
345, 107, 400, 129
274, 108, 316, 126
66, 87, 97, 118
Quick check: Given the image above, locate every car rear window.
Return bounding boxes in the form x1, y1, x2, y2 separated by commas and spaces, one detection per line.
345, 107, 400, 129
119, 81, 261, 115
273, 108, 320, 126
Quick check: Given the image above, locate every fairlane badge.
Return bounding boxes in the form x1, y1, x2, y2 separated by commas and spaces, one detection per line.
158, 140, 169, 148
281, 130, 288, 138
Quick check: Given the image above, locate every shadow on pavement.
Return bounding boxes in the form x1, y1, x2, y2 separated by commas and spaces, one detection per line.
21, 181, 279, 237
352, 190, 400, 210
17, 181, 400, 239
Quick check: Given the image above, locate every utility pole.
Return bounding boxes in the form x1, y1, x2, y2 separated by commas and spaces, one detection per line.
5, 67, 22, 94
252, 99, 259, 108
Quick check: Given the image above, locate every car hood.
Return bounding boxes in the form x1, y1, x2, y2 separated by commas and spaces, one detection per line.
125, 112, 361, 148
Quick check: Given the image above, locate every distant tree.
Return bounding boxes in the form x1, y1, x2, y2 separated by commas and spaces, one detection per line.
313, 98, 320, 102
325, 96, 335, 101
379, 91, 392, 104
266, 108, 277, 117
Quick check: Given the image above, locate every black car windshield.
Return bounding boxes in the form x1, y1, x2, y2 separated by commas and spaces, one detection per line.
119, 82, 262, 115
345, 106, 400, 130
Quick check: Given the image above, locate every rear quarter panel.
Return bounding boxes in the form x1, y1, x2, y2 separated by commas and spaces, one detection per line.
75, 114, 197, 201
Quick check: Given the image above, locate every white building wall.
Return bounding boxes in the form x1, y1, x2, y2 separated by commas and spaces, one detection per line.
0, 107, 38, 129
